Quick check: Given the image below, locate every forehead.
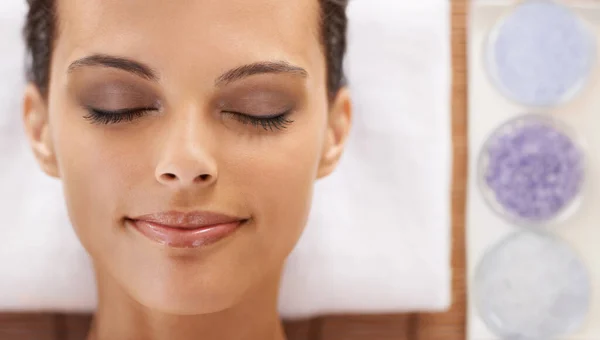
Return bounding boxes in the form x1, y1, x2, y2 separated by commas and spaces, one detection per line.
53, 0, 323, 81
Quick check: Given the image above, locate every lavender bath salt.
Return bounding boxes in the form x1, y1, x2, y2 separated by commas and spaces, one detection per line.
474, 232, 590, 340
486, 0, 595, 106
479, 115, 584, 224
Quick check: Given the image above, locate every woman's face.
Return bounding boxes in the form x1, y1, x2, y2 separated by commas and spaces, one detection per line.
24, 0, 350, 314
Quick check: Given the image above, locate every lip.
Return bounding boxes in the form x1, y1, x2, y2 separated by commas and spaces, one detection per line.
127, 211, 246, 248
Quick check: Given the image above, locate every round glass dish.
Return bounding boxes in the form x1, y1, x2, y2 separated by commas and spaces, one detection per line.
478, 114, 585, 227
474, 231, 591, 340
485, 0, 596, 107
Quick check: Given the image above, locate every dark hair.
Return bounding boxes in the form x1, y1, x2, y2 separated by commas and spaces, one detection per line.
24, 0, 348, 100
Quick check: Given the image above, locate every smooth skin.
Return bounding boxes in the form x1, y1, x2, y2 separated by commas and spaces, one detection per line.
22, 0, 352, 340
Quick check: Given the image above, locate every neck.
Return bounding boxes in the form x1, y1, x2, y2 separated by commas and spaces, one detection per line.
87, 265, 287, 340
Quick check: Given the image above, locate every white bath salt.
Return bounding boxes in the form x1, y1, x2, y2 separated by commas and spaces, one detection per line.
474, 232, 590, 339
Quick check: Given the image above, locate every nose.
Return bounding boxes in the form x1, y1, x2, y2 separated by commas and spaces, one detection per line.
155, 116, 218, 189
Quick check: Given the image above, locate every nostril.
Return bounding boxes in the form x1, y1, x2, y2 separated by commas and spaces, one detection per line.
157, 172, 213, 184
162, 173, 177, 181
197, 174, 211, 181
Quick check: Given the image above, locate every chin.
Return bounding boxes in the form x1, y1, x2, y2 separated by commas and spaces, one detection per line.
131, 279, 245, 315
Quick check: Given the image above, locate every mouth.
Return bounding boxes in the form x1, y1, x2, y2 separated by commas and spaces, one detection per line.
126, 211, 248, 249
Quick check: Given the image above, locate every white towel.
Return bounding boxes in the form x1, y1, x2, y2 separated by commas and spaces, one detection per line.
0, 0, 452, 316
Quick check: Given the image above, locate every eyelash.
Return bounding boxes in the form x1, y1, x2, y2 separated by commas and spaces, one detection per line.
222, 110, 294, 131
83, 107, 155, 125
84, 107, 294, 131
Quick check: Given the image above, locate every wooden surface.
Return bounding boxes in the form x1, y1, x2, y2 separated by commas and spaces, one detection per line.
0, 1, 468, 339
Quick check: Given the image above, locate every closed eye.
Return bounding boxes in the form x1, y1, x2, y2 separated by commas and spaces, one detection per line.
222, 110, 294, 131
83, 107, 157, 125
82, 106, 295, 131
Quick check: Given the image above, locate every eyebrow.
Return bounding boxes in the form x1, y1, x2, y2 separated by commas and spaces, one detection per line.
68, 54, 308, 86
214, 61, 308, 86
68, 54, 159, 81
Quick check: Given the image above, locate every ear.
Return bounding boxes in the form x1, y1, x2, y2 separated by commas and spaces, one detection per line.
23, 84, 60, 178
317, 87, 352, 179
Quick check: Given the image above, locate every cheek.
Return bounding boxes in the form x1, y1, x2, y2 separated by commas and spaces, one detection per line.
223, 116, 326, 258
50, 108, 148, 250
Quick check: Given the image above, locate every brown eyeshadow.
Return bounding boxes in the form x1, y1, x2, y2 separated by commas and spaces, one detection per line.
212, 75, 306, 116
69, 71, 159, 111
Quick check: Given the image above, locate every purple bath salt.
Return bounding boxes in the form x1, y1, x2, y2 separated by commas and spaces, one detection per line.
480, 116, 584, 224
486, 0, 595, 106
